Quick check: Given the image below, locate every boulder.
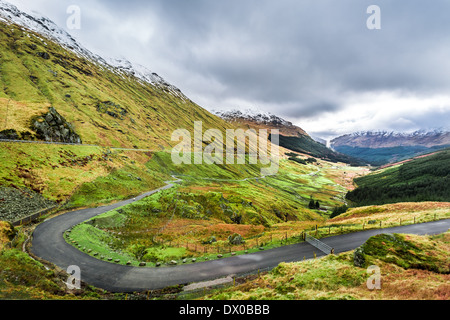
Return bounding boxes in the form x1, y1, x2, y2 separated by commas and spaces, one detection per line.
353, 246, 366, 268
32, 107, 82, 144
36, 51, 50, 59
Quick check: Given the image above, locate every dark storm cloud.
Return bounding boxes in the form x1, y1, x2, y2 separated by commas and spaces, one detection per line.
8, 0, 450, 135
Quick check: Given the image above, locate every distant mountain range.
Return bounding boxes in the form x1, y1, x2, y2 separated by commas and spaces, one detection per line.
331, 130, 450, 166
214, 109, 365, 165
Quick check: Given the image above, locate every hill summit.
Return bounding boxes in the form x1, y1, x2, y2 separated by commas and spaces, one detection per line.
0, 0, 229, 149
214, 108, 364, 165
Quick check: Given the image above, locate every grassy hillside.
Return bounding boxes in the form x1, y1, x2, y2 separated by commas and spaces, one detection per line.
64, 155, 357, 267
204, 231, 450, 300
0, 19, 243, 221
0, 21, 230, 149
346, 149, 450, 206
4, 14, 448, 302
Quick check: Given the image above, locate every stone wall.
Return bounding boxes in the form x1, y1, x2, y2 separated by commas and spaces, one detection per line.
0, 186, 55, 223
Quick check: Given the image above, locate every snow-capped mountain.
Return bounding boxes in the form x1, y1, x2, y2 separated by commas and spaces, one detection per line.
0, 1, 105, 63
330, 129, 450, 166
331, 129, 450, 148
108, 57, 188, 100
213, 108, 365, 165
0, 0, 188, 100
214, 108, 311, 138
214, 108, 301, 130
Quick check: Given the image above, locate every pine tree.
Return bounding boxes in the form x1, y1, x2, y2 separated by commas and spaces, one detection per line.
308, 198, 315, 209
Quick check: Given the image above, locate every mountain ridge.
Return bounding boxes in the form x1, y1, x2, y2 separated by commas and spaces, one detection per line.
0, 0, 233, 150
213, 108, 308, 137
331, 129, 450, 148
0, 0, 189, 102
330, 129, 450, 166
214, 108, 365, 165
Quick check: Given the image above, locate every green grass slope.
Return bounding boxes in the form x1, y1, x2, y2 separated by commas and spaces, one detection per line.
0, 19, 242, 217
0, 21, 230, 149
204, 231, 450, 300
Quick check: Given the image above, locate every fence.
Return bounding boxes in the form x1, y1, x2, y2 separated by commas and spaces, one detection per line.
152, 231, 307, 256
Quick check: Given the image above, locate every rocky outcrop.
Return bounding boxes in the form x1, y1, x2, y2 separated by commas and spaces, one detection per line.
0, 129, 20, 140
32, 107, 82, 144
353, 246, 366, 268
0, 129, 34, 140
96, 101, 128, 120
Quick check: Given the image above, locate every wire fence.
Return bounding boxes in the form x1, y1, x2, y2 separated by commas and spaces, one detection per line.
151, 231, 307, 257
147, 211, 448, 262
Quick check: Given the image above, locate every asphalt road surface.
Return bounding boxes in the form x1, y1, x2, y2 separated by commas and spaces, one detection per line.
30, 189, 450, 292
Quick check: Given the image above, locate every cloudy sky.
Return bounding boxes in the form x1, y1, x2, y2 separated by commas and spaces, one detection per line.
7, 0, 450, 139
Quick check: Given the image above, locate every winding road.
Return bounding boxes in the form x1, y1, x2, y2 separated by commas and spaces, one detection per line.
30, 182, 450, 293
